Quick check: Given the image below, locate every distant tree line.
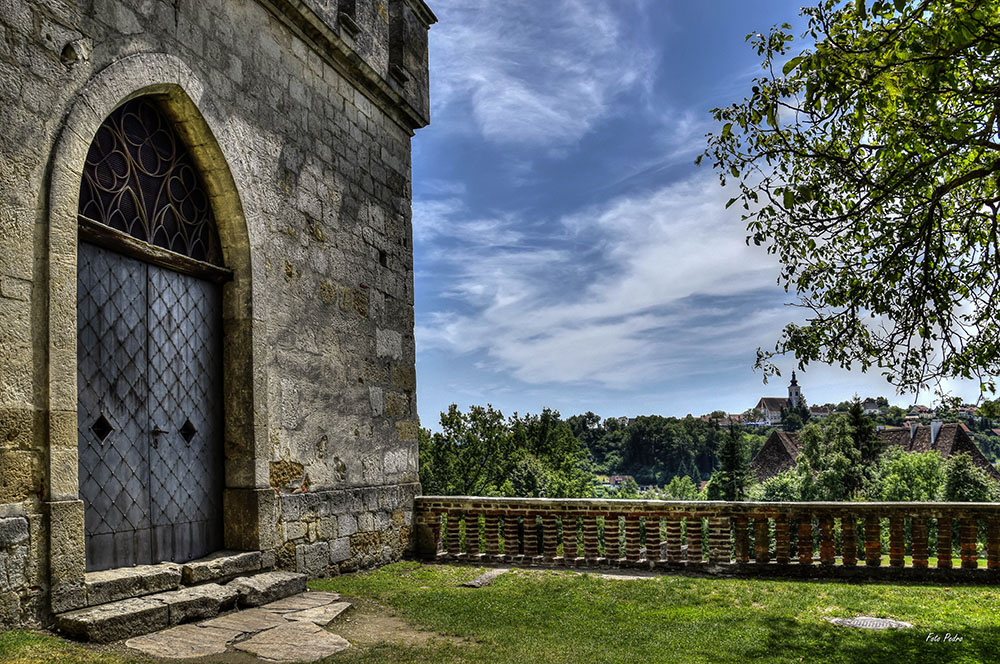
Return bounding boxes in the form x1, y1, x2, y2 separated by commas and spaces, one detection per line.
419, 401, 1000, 503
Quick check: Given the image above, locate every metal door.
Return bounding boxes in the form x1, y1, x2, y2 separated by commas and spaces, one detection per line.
77, 242, 223, 571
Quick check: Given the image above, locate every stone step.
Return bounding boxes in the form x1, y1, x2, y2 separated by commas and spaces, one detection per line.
226, 571, 308, 608
84, 562, 182, 607
56, 597, 169, 644
182, 550, 264, 585
57, 582, 238, 643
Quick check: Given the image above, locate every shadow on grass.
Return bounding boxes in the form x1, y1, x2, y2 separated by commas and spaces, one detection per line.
740, 615, 999, 664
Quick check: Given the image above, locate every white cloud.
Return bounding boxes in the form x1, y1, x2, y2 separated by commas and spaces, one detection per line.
415, 172, 789, 388
429, 0, 655, 147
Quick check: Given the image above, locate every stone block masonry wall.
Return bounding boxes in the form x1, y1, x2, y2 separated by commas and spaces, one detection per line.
0, 0, 433, 625
279, 483, 418, 576
0, 514, 43, 626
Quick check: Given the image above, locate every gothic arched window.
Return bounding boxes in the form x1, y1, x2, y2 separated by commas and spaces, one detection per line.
78, 97, 222, 266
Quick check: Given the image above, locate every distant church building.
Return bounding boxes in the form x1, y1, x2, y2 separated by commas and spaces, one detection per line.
754, 372, 806, 426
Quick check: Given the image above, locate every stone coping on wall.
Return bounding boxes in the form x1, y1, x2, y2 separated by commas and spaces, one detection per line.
416, 496, 1000, 518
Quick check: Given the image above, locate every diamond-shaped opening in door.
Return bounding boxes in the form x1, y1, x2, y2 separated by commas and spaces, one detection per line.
180, 418, 197, 444
91, 413, 114, 442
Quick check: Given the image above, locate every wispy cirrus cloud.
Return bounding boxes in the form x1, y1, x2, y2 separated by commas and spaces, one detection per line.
414, 172, 789, 389
429, 0, 656, 147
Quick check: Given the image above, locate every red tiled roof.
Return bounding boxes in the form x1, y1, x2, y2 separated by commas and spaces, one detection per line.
757, 397, 788, 412
749, 423, 1000, 482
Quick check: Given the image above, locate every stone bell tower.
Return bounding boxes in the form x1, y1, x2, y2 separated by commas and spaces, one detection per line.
787, 371, 805, 409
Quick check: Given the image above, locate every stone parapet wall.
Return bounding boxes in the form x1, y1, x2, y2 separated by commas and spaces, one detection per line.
278, 482, 418, 577
414, 496, 1000, 583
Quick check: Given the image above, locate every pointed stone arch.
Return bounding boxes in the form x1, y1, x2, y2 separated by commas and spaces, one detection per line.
44, 53, 272, 612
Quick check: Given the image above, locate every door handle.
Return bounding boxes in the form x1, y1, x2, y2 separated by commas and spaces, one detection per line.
151, 425, 169, 449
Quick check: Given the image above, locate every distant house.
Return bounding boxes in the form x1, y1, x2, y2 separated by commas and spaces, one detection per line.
749, 422, 1000, 483
862, 399, 882, 414
809, 406, 831, 419
700, 412, 751, 428
604, 475, 635, 488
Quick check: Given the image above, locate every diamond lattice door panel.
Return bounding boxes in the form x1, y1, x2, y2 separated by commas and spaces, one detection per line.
77, 242, 223, 572
148, 265, 223, 564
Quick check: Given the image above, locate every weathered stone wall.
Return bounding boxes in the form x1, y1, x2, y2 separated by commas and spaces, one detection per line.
0, 0, 432, 626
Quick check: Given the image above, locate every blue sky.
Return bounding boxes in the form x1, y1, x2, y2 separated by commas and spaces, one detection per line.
410, 0, 978, 429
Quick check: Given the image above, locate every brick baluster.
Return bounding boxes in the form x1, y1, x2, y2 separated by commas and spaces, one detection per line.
484, 513, 500, 560
563, 515, 579, 562
524, 514, 539, 561
775, 517, 790, 565
987, 516, 1000, 571
686, 517, 703, 564
466, 513, 481, 557
797, 517, 813, 566
604, 515, 621, 561
819, 515, 835, 566
708, 516, 730, 565
960, 517, 979, 570
664, 517, 683, 563
542, 514, 559, 562
753, 517, 770, 564
937, 517, 953, 569
734, 516, 750, 564
583, 515, 600, 563
841, 515, 857, 567
646, 516, 662, 563
446, 511, 462, 557
502, 513, 519, 560
624, 514, 642, 564
911, 517, 928, 568
431, 512, 444, 558
864, 515, 881, 567
888, 515, 905, 568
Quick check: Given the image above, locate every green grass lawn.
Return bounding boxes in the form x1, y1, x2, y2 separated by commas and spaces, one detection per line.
2, 562, 999, 664
310, 562, 1000, 664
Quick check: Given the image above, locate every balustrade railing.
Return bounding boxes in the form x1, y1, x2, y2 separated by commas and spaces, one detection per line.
413, 496, 1000, 581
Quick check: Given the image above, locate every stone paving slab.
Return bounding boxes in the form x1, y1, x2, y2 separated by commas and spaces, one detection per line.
285, 601, 351, 625
461, 568, 509, 588
125, 624, 242, 658
200, 607, 289, 633
827, 616, 913, 630
122, 590, 353, 662
232, 621, 350, 662
262, 591, 341, 613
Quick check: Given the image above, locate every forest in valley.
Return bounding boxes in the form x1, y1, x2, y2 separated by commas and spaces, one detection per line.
418, 401, 1000, 503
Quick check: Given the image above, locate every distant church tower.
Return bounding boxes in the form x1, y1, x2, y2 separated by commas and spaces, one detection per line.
787, 371, 805, 409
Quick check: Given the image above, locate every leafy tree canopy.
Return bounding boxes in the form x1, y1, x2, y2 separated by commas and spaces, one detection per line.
702, 0, 1000, 396
940, 452, 996, 501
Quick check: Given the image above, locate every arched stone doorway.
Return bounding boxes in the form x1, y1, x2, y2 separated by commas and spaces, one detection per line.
75, 97, 227, 571
45, 54, 273, 613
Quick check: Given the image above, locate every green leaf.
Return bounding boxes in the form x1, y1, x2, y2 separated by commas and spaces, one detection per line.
722, 122, 733, 138
726, 197, 738, 209
782, 56, 804, 75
